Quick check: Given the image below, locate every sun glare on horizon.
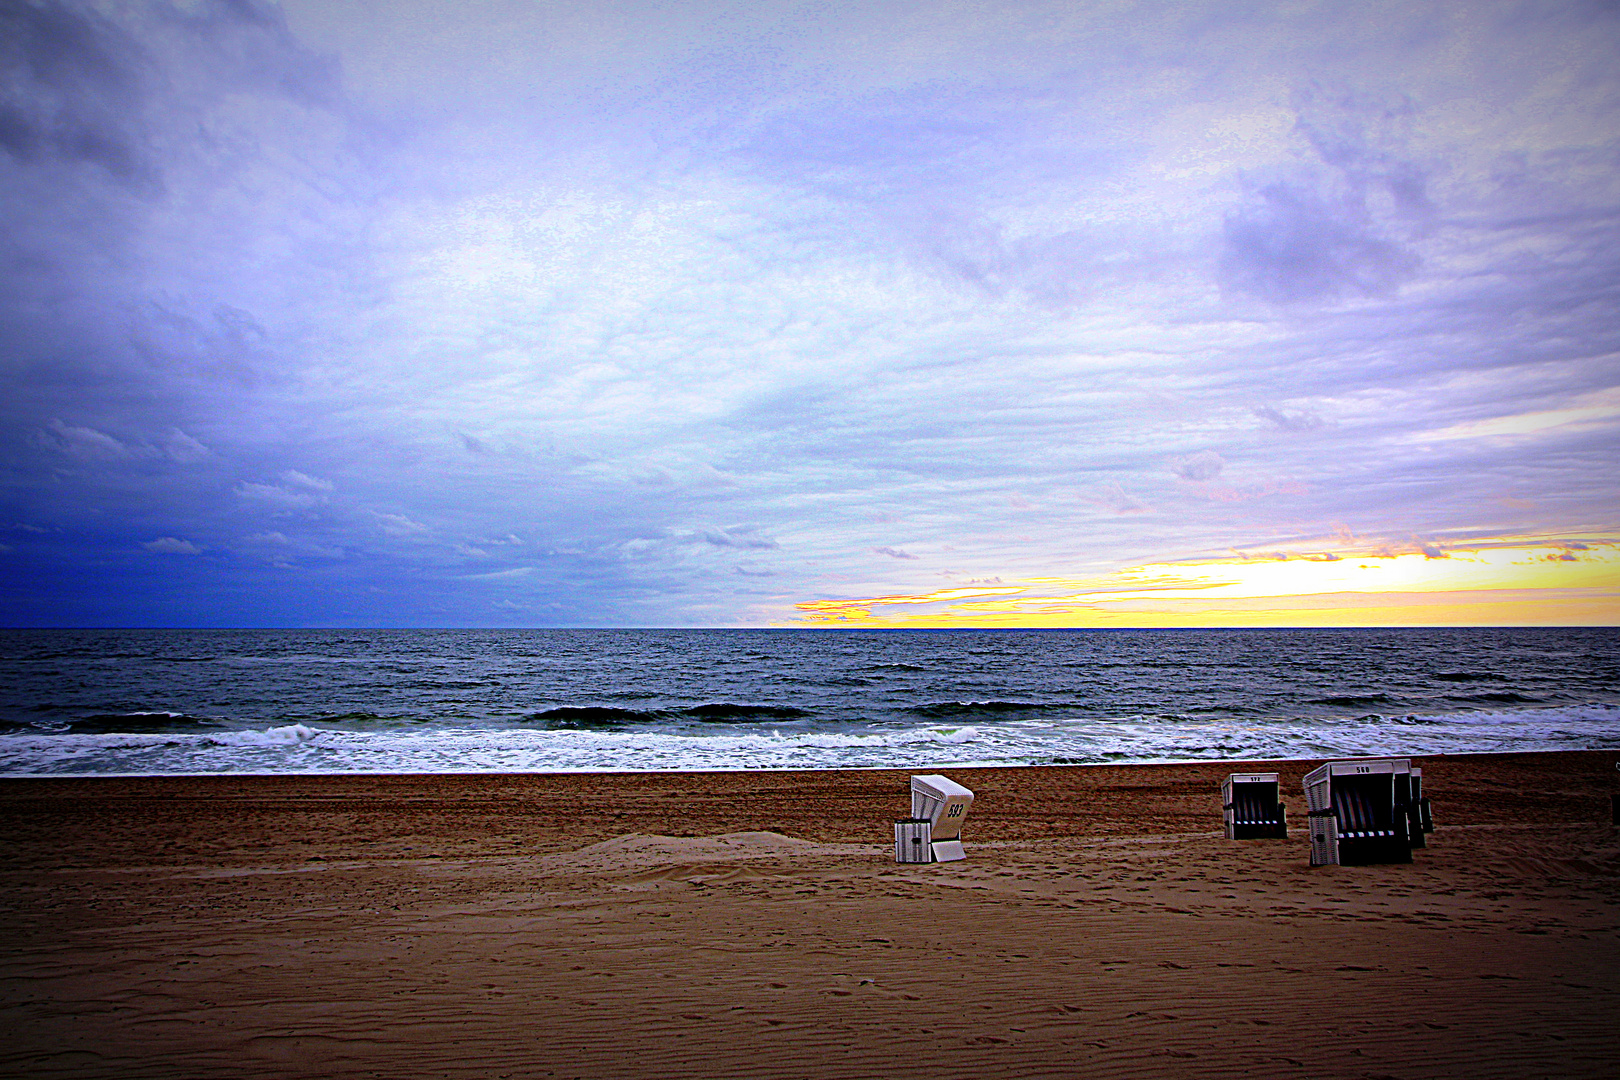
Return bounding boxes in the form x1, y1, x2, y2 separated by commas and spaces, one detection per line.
793, 539, 1620, 628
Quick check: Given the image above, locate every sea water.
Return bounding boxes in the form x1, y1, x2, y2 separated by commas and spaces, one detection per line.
0, 627, 1615, 775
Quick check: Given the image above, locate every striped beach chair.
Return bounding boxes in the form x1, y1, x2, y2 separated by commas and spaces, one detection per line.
1221, 772, 1288, 839
1303, 759, 1414, 866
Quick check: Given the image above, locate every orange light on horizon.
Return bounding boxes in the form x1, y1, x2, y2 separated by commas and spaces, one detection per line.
795, 584, 1028, 621
790, 539, 1620, 627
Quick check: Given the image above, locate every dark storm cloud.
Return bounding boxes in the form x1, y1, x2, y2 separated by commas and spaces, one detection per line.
0, 0, 372, 625
872, 546, 919, 560
0, 0, 153, 186
1220, 180, 1421, 303
0, 0, 351, 418
1218, 84, 1435, 304
692, 526, 776, 550
1254, 405, 1325, 433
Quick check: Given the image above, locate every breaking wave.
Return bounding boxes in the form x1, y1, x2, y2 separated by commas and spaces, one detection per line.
0, 723, 982, 775
61, 712, 224, 734
206, 724, 320, 746
528, 703, 814, 728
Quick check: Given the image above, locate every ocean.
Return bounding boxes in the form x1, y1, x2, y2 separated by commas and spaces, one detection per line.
1, 627, 1615, 775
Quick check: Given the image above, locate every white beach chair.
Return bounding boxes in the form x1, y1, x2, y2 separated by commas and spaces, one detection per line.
1221, 772, 1287, 839
900, 774, 974, 863
894, 818, 933, 863
1303, 759, 1414, 866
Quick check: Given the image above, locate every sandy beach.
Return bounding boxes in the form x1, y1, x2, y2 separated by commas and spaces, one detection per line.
2, 751, 1617, 1079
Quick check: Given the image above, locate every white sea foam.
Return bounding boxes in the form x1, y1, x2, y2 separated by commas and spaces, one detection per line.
205, 724, 319, 746
0, 704, 1614, 776
0, 722, 984, 774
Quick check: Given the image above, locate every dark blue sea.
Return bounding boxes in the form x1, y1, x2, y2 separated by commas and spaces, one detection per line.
1, 627, 1616, 774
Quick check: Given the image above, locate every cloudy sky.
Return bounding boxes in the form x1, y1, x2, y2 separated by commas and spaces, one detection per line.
2, 0, 1617, 628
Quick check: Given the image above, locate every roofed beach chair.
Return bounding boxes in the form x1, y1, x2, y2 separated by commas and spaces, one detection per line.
896, 774, 973, 863
1400, 766, 1434, 848
1221, 772, 1287, 839
1414, 767, 1434, 834
1303, 759, 1413, 866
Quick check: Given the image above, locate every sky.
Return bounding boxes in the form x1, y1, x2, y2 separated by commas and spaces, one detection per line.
1, 0, 1617, 628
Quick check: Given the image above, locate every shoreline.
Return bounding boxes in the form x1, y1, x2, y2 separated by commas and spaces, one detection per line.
3, 750, 1617, 1078
3, 743, 1616, 781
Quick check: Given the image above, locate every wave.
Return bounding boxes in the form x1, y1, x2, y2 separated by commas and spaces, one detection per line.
0, 711, 266, 735
1309, 694, 1397, 707
907, 700, 1080, 719
61, 712, 225, 734
12, 650, 154, 662
314, 711, 415, 724
0, 723, 321, 754
528, 706, 665, 728
205, 724, 319, 746
1450, 692, 1542, 704
528, 703, 814, 729
1338, 713, 1442, 725
1433, 671, 1505, 682
680, 703, 811, 721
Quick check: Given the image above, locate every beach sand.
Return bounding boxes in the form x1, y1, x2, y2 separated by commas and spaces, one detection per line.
2, 751, 1617, 1079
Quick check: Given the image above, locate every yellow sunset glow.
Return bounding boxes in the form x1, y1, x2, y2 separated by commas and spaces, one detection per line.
794, 585, 1028, 614
793, 539, 1620, 627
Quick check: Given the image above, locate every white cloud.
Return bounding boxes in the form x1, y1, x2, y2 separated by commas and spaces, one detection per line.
163, 429, 211, 462
1171, 452, 1225, 482
45, 421, 131, 461
1417, 388, 1620, 443
281, 470, 335, 492
236, 481, 322, 511
374, 512, 430, 537
143, 536, 202, 555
